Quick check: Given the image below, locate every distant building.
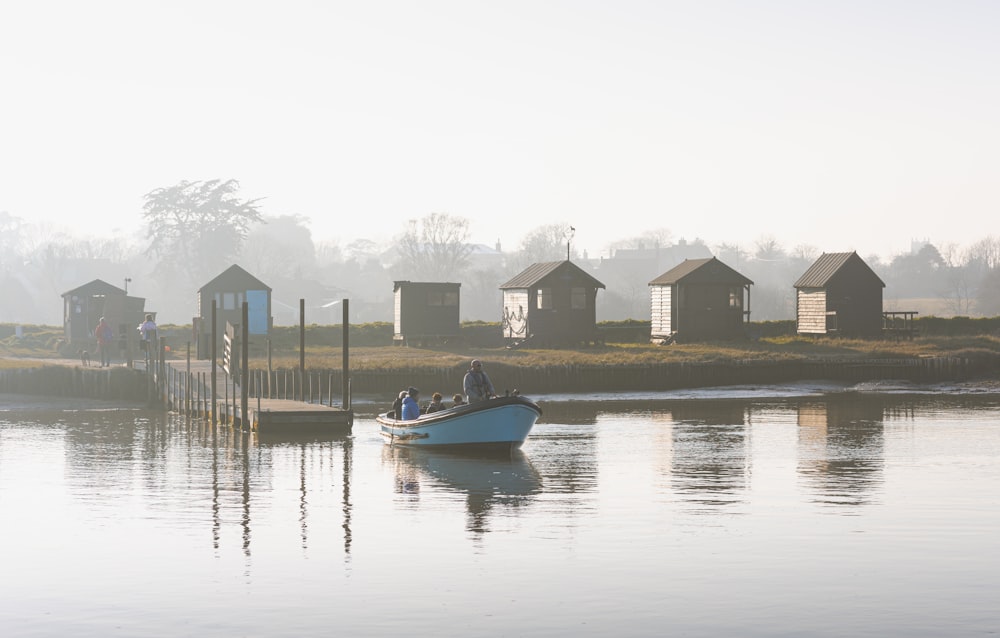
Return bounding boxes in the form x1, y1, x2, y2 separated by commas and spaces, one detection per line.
392, 281, 461, 346
61, 279, 147, 349
499, 260, 605, 347
648, 257, 753, 343
196, 264, 272, 358
794, 252, 884, 337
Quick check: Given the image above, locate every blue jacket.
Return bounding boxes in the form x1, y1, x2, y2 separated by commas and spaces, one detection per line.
401, 396, 421, 420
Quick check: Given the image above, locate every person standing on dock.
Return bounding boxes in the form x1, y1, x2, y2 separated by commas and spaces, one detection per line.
463, 359, 496, 403
401, 387, 421, 420
94, 317, 113, 367
138, 314, 157, 369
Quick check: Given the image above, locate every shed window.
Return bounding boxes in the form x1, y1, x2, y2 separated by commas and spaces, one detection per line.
730, 288, 742, 308
537, 288, 552, 310
571, 287, 586, 309
427, 291, 458, 306
223, 292, 236, 310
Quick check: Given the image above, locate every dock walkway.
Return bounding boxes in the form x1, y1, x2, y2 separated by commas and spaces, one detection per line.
156, 358, 353, 434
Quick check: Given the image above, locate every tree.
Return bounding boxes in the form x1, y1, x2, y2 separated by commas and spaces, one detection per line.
393, 212, 473, 280
142, 179, 264, 288
510, 222, 576, 272
242, 214, 316, 280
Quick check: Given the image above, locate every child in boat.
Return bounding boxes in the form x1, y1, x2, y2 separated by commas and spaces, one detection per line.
425, 392, 445, 413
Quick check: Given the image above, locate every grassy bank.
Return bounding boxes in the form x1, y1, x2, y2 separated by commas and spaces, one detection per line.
4, 321, 1000, 373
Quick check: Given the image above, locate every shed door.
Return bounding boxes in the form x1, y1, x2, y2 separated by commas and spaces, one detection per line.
247, 290, 269, 335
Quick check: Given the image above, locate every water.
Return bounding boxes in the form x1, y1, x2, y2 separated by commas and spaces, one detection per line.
1, 385, 999, 637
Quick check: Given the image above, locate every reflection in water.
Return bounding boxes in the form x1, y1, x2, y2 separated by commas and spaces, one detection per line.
667, 400, 750, 511
57, 410, 357, 559
253, 431, 355, 557
384, 446, 542, 536
797, 396, 887, 508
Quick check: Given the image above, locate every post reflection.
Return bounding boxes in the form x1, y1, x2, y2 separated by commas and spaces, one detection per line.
383, 446, 542, 536
797, 396, 886, 508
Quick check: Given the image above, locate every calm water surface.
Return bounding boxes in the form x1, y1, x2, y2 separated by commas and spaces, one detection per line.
1, 383, 999, 637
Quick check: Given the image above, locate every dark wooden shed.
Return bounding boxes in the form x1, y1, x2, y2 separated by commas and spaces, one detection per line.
61, 279, 147, 348
499, 260, 605, 347
392, 280, 461, 345
648, 257, 753, 343
794, 251, 884, 337
197, 264, 272, 357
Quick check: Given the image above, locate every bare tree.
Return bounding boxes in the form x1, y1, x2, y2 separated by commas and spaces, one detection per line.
394, 212, 473, 280
510, 222, 576, 272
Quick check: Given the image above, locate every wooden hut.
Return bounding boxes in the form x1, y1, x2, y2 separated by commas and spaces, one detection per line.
61, 279, 147, 348
196, 264, 272, 358
794, 252, 884, 337
648, 257, 753, 343
392, 281, 461, 346
499, 260, 605, 347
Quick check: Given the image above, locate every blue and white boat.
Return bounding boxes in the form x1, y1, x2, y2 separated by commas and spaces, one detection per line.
377, 395, 542, 449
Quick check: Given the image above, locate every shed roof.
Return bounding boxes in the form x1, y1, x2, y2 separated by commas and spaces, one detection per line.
500, 260, 606, 290
648, 257, 753, 286
393, 280, 461, 292
61, 279, 126, 298
198, 264, 271, 293
793, 251, 884, 288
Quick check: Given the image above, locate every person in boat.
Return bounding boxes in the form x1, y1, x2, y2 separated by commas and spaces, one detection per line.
425, 392, 445, 414
392, 390, 407, 420
401, 387, 421, 420
451, 393, 466, 408
463, 359, 497, 403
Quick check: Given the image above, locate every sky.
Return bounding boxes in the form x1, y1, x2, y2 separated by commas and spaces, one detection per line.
2, 0, 998, 261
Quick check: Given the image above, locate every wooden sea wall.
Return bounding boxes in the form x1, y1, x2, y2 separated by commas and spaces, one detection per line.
272, 356, 997, 401
0, 365, 148, 401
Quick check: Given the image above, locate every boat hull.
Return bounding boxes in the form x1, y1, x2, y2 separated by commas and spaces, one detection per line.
376, 396, 542, 449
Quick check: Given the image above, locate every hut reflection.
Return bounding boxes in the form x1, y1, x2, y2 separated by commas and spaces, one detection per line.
797, 396, 886, 507
384, 446, 542, 536
666, 400, 750, 511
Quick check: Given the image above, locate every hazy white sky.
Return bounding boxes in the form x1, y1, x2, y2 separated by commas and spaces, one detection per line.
2, 1, 998, 259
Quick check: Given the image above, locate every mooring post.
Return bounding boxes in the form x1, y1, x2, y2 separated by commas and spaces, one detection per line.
211, 300, 217, 426
299, 298, 305, 403
342, 299, 350, 410
241, 301, 249, 431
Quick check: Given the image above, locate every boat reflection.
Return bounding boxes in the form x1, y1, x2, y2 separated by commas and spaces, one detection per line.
384, 446, 542, 535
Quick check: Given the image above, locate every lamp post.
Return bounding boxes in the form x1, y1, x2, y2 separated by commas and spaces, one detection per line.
124, 277, 132, 294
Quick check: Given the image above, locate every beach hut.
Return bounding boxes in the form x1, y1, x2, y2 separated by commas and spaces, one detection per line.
648, 257, 753, 343
61, 279, 147, 348
499, 260, 605, 347
392, 281, 461, 346
196, 264, 272, 357
794, 252, 884, 337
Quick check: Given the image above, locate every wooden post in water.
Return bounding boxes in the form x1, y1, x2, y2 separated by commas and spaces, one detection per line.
299, 298, 306, 402
241, 301, 249, 431
342, 299, 350, 410
267, 339, 272, 399
186, 341, 191, 417
211, 300, 217, 426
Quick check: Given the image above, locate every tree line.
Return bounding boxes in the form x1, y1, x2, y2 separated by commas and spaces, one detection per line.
3, 180, 999, 326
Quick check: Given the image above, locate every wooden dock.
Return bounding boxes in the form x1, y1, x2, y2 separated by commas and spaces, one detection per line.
156, 358, 353, 434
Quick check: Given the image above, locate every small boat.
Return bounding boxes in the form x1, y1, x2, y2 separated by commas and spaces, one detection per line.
377, 395, 543, 449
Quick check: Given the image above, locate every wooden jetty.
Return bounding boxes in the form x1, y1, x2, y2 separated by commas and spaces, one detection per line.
157, 359, 353, 434
150, 298, 354, 435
